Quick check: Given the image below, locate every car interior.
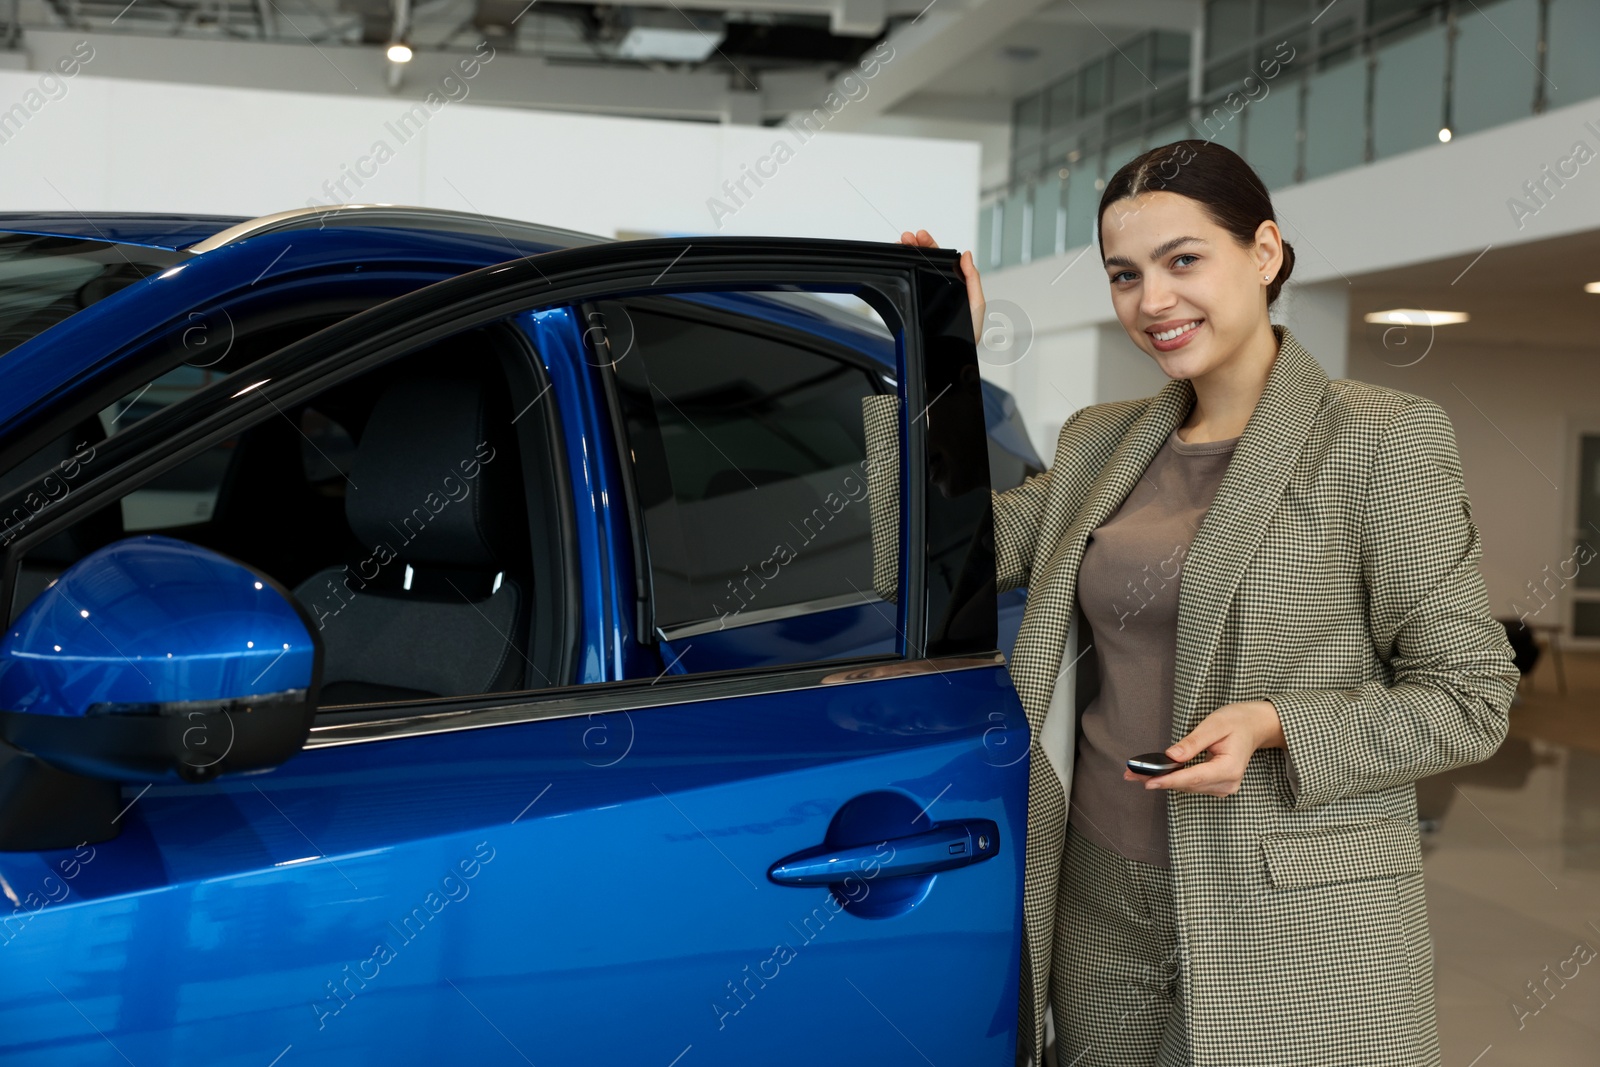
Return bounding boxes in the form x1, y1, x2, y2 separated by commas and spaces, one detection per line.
0, 316, 573, 708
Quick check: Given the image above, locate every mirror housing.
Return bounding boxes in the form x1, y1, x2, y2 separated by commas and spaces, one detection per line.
0, 535, 321, 848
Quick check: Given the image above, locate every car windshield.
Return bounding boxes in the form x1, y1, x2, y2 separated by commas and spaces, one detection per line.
0, 232, 185, 358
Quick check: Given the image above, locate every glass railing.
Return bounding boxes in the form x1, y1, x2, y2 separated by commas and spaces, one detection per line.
980, 0, 1600, 272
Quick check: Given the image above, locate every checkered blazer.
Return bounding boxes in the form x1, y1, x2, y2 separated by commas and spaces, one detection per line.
894, 325, 1518, 1065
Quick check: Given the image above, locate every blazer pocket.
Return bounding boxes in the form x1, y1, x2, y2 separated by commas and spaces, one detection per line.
1260, 816, 1423, 891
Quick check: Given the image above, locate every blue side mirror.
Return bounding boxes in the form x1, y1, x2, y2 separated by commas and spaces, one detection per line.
0, 535, 322, 791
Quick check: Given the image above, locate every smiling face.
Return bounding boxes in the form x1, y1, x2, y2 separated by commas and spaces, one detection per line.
1100, 190, 1283, 383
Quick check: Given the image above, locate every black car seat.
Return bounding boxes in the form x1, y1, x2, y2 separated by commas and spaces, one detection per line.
292, 368, 530, 704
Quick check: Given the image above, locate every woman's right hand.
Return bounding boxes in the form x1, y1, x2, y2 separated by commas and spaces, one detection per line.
899, 230, 985, 348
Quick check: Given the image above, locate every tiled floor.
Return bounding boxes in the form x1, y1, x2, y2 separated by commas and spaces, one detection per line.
1422, 647, 1600, 1065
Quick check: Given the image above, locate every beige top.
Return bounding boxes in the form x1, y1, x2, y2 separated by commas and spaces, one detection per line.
1066, 426, 1239, 867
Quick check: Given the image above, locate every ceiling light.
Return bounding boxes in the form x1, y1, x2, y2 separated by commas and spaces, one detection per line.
1438, 127, 1452, 143
387, 42, 413, 62
1584, 281, 1600, 293
1363, 309, 1469, 326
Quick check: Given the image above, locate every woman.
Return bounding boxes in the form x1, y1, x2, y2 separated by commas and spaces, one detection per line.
900, 140, 1519, 1067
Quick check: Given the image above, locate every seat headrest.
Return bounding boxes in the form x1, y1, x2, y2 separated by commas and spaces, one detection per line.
345, 372, 515, 569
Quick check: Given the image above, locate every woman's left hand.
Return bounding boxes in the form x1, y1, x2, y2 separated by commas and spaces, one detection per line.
1122, 699, 1285, 796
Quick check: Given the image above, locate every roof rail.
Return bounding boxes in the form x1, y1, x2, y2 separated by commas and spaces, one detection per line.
185, 204, 610, 255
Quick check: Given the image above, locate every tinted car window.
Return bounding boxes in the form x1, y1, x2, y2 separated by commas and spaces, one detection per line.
0, 274, 444, 553
600, 294, 892, 635
0, 234, 183, 357
5, 323, 564, 704
94, 366, 358, 533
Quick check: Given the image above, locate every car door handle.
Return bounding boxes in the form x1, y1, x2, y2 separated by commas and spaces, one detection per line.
767, 819, 999, 886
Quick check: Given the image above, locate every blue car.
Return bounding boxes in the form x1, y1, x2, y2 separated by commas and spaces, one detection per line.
0, 206, 1044, 1065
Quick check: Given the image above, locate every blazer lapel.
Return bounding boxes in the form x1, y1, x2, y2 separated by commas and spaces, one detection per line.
1055, 376, 1194, 582
1023, 325, 1327, 738
1169, 325, 1327, 734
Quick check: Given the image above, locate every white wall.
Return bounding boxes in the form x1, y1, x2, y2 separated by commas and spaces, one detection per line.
0, 65, 980, 247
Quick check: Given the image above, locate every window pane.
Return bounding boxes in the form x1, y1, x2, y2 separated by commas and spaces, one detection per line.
1153, 31, 1191, 83
1147, 119, 1192, 151
1047, 77, 1079, 128
604, 294, 893, 635
1195, 94, 1245, 151
977, 198, 998, 272
1206, 0, 1254, 58
1150, 83, 1188, 127
1107, 138, 1143, 175
7, 323, 557, 701
1371, 17, 1445, 160
99, 365, 235, 531
1305, 56, 1366, 178
1082, 59, 1107, 111
1031, 176, 1064, 260
1317, 16, 1359, 68
0, 235, 182, 359
1108, 101, 1143, 140
1261, 0, 1308, 32
1045, 130, 1083, 170
1204, 53, 1252, 95
0, 281, 415, 554
1015, 91, 1045, 151
1064, 165, 1100, 250
1243, 74, 1301, 188
1368, 0, 1430, 33
1110, 37, 1150, 104
1452, 0, 1539, 137
1548, 0, 1600, 109
1000, 188, 1028, 266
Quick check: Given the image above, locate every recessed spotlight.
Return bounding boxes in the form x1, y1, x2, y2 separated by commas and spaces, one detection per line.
387, 42, 413, 63
1363, 308, 1469, 326
1438, 127, 1452, 143
1584, 281, 1600, 293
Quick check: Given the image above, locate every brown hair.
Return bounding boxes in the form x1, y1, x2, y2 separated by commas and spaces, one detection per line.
1096, 139, 1296, 308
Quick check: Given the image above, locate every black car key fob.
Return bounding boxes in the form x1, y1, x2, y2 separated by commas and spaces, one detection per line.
1127, 751, 1182, 776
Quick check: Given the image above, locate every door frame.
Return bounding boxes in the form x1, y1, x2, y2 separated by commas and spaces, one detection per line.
0, 236, 1002, 743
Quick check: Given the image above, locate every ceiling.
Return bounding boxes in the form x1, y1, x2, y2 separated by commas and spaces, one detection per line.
919, 0, 1195, 101
0, 0, 1202, 126
1349, 228, 1600, 352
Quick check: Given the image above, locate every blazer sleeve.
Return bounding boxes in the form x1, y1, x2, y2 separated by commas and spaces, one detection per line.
1264, 398, 1520, 812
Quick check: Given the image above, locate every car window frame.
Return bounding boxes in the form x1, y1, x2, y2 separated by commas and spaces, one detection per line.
584, 289, 899, 645
0, 237, 996, 743
0, 315, 578, 692
0, 270, 468, 552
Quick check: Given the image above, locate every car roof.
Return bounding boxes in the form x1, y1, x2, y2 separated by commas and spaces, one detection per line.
0, 206, 609, 253
0, 210, 1045, 470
